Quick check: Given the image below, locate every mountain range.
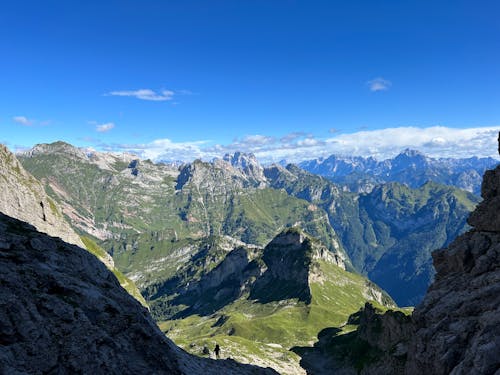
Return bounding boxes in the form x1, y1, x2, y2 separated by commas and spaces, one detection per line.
299, 149, 498, 194
16, 142, 481, 307
0, 140, 494, 373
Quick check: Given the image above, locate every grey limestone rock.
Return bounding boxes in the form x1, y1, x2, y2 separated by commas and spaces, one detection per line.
0, 212, 277, 374
0, 144, 84, 248
406, 131, 500, 375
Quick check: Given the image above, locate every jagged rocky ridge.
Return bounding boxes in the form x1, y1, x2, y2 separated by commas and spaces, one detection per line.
148, 228, 351, 320
299, 149, 498, 194
18, 142, 480, 307
18, 142, 348, 292
0, 212, 277, 374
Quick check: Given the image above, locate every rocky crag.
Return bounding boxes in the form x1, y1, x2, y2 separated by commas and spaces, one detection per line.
0, 144, 83, 247
0, 212, 276, 374
406, 135, 500, 374
0, 144, 146, 305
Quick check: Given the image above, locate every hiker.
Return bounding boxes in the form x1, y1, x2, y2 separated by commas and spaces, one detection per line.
214, 343, 221, 359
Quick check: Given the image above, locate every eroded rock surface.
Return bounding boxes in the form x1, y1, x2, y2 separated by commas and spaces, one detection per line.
407, 162, 500, 374
406, 133, 500, 375
0, 144, 84, 247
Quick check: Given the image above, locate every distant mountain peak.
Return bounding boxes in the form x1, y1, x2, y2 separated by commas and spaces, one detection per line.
299, 148, 498, 194
223, 151, 259, 168
222, 151, 266, 184
24, 141, 87, 159
399, 148, 425, 157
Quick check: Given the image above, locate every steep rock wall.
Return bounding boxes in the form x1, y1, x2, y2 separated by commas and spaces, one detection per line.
0, 212, 277, 374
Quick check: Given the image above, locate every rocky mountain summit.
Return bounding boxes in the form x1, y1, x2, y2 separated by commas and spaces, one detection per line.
0, 212, 276, 374
148, 228, 355, 320
299, 149, 498, 194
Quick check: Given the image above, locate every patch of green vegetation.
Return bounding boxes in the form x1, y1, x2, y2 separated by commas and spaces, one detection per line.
81, 235, 110, 260
46, 197, 60, 217
158, 260, 395, 373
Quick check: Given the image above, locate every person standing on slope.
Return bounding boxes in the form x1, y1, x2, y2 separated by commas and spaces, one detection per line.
214, 343, 221, 359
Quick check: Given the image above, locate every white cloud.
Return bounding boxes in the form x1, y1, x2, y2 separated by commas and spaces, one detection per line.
104, 138, 211, 162
95, 126, 499, 164
106, 89, 175, 101
297, 137, 321, 147
280, 132, 307, 143
322, 126, 499, 160
367, 77, 392, 92
13, 116, 34, 126
96, 122, 115, 132
241, 135, 276, 146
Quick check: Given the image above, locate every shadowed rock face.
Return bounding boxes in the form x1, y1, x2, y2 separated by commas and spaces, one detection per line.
0, 213, 277, 375
406, 132, 500, 375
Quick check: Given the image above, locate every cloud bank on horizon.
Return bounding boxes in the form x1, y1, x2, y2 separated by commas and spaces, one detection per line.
94, 126, 499, 164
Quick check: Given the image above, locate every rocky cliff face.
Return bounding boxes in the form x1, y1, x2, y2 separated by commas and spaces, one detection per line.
222, 152, 267, 185
250, 228, 346, 304
0, 212, 276, 375
265, 162, 479, 306
0, 143, 147, 305
0, 144, 84, 248
406, 140, 500, 374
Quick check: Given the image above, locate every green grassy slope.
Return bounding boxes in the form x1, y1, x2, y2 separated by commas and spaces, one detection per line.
265, 165, 480, 306
159, 259, 394, 374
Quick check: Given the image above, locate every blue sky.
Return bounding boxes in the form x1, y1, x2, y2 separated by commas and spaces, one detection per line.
1, 0, 499, 162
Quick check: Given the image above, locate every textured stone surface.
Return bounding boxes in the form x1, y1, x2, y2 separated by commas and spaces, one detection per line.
358, 303, 412, 353
468, 167, 500, 231
406, 231, 500, 375
0, 144, 84, 247
407, 134, 500, 375
0, 212, 277, 375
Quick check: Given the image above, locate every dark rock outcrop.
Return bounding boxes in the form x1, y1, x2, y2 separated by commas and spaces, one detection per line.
291, 303, 412, 375
0, 212, 277, 374
406, 132, 500, 375
250, 228, 346, 304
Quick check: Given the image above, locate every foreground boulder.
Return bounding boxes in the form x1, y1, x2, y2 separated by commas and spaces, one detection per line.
0, 212, 276, 374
